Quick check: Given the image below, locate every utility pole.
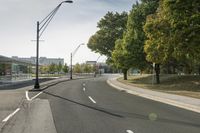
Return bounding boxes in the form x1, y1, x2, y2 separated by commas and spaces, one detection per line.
33, 1, 73, 89
69, 43, 84, 80
34, 21, 40, 89
70, 53, 72, 79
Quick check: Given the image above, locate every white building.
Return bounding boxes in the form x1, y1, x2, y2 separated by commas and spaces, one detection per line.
12, 56, 64, 66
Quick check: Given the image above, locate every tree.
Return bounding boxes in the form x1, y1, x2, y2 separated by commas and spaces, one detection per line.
56, 62, 63, 74
40, 66, 48, 74
82, 64, 93, 73
144, 0, 200, 83
144, 13, 170, 83
62, 63, 69, 73
48, 63, 56, 74
112, 39, 131, 80
123, 0, 159, 73
87, 12, 128, 58
164, 0, 200, 74
73, 63, 82, 73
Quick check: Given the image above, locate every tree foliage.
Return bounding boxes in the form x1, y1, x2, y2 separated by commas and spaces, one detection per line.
87, 12, 128, 57
124, 0, 159, 71
62, 63, 69, 73
112, 39, 131, 79
144, 0, 200, 72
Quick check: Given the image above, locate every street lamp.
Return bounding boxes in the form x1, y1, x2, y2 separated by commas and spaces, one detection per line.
94, 55, 101, 77
70, 43, 85, 80
34, 0, 73, 89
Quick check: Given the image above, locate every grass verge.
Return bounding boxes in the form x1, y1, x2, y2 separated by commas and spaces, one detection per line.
118, 74, 200, 99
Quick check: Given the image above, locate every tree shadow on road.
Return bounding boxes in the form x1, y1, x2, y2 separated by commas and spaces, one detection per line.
43, 91, 123, 118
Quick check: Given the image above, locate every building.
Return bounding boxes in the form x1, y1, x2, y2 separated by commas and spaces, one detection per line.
86, 61, 97, 65
0, 55, 33, 83
12, 56, 64, 66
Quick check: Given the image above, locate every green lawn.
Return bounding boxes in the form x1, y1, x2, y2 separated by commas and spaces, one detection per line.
118, 74, 200, 99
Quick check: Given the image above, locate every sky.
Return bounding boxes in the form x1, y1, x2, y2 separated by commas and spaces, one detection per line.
0, 0, 135, 64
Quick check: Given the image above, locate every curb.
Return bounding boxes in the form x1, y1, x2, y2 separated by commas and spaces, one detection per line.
107, 78, 200, 114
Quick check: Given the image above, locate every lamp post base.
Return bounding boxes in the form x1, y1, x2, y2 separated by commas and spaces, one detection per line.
34, 83, 40, 89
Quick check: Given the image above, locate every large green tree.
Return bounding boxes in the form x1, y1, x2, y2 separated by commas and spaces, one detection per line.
112, 39, 131, 80
123, 0, 159, 73
144, 0, 200, 83
87, 12, 128, 58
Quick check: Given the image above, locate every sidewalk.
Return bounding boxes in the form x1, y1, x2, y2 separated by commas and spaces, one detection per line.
107, 77, 200, 114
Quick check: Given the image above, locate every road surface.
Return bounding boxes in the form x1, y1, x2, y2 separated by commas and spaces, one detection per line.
38, 75, 200, 133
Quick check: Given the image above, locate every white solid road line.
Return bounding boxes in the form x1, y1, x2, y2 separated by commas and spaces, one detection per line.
25, 91, 43, 101
126, 130, 134, 133
83, 87, 86, 91
25, 91, 31, 101
88, 96, 96, 104
30, 91, 43, 101
2, 108, 20, 122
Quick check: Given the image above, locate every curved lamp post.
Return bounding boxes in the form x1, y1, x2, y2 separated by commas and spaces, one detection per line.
34, 0, 73, 89
70, 43, 85, 80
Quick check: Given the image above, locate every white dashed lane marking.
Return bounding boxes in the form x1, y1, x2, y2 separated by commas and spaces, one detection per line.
126, 130, 134, 133
88, 96, 96, 104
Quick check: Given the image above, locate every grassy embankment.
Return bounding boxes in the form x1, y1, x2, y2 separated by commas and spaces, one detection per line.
118, 74, 200, 99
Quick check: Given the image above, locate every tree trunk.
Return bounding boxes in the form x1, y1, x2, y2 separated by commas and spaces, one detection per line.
172, 65, 176, 74
123, 69, 128, 80
154, 64, 160, 84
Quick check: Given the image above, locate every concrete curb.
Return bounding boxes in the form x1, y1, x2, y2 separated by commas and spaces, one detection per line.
107, 78, 200, 114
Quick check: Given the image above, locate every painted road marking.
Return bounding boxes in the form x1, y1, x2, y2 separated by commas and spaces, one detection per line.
25, 91, 31, 101
83, 83, 85, 86
88, 96, 96, 104
126, 130, 134, 133
83, 87, 86, 91
25, 91, 43, 101
2, 108, 20, 122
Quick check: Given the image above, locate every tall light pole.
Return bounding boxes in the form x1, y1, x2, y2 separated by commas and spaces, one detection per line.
70, 43, 85, 80
94, 55, 101, 77
34, 0, 73, 89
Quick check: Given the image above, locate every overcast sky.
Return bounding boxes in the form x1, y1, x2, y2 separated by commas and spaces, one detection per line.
0, 0, 135, 64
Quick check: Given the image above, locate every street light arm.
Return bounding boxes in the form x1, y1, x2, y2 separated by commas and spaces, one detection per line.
96, 55, 101, 62
38, 0, 73, 38
39, 1, 72, 25
72, 43, 84, 57
39, 6, 60, 37
39, 4, 61, 25
39, 4, 61, 32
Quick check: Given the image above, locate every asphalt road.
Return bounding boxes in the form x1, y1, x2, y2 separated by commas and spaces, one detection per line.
39, 75, 200, 133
